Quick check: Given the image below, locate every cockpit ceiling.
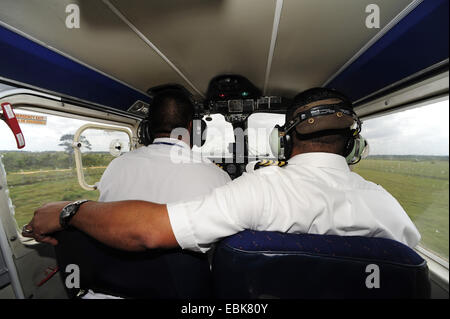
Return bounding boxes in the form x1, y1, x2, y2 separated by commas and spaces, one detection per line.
0, 0, 415, 100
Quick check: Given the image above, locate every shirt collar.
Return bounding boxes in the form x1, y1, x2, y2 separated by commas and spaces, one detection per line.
152, 137, 190, 149
288, 152, 350, 171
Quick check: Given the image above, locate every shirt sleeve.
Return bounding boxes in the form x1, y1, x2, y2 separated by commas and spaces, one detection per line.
167, 171, 266, 252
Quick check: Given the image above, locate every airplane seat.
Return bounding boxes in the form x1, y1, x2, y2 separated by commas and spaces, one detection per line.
53, 228, 212, 298
212, 230, 431, 299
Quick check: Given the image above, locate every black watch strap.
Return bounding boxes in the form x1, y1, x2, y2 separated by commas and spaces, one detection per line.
59, 199, 89, 229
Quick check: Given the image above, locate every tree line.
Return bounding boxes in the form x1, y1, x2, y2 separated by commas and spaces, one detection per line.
1, 151, 447, 173
0, 151, 114, 172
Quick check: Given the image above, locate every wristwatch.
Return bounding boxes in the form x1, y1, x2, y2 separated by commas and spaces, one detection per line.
59, 199, 90, 229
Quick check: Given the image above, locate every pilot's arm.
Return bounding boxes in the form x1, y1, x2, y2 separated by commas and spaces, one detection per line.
23, 200, 174, 251
23, 172, 266, 252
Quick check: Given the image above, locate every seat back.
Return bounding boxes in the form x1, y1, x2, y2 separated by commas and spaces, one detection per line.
212, 230, 430, 299
54, 229, 212, 298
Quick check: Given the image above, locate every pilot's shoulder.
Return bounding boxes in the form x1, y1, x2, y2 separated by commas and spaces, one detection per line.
109, 148, 139, 163
187, 158, 231, 182
103, 148, 144, 172
246, 160, 288, 173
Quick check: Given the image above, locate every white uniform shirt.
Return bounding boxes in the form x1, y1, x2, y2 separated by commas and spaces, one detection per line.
98, 137, 231, 203
167, 152, 421, 253
86, 137, 230, 299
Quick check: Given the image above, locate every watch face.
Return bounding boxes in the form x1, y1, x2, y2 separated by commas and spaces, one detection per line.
62, 203, 76, 218
60, 200, 88, 228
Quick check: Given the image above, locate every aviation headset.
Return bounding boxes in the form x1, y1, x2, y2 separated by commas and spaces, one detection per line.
269, 100, 369, 165
137, 90, 207, 148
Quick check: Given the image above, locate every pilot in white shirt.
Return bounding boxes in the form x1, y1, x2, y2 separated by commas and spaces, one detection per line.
167, 88, 421, 251
84, 88, 230, 299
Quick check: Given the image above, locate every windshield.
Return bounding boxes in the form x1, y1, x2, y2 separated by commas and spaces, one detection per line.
247, 113, 285, 158
192, 114, 234, 159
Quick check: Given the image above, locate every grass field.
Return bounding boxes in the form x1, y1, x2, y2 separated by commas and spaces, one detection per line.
353, 159, 449, 259
5, 167, 103, 228
2, 157, 449, 260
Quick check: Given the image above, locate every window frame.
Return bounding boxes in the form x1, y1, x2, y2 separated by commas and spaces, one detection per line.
73, 123, 133, 191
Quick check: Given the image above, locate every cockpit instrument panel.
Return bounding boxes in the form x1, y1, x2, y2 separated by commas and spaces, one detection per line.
204, 74, 289, 123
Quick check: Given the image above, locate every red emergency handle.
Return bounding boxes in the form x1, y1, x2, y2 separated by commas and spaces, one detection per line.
1, 102, 25, 149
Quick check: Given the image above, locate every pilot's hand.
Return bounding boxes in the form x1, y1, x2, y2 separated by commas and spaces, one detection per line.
22, 201, 70, 246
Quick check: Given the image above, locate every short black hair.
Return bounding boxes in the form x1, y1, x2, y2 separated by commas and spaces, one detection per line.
287, 87, 352, 121
149, 89, 194, 135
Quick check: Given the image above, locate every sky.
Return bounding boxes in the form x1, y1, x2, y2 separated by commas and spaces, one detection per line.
360, 99, 449, 156
1, 83, 449, 157
0, 110, 131, 153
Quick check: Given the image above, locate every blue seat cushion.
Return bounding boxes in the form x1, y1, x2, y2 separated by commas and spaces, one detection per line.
222, 230, 425, 266
212, 231, 430, 299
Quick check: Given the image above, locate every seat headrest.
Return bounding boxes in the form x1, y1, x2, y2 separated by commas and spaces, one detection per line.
221, 230, 425, 265
212, 231, 430, 299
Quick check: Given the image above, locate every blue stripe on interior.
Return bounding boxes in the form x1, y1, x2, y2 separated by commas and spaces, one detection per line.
327, 0, 449, 103
0, 25, 150, 111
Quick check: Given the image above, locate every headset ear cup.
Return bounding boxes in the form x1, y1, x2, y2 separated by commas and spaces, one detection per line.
200, 119, 207, 147
354, 136, 367, 161
138, 119, 153, 146
344, 128, 359, 161
269, 125, 293, 160
270, 125, 288, 159
283, 133, 293, 160
344, 137, 355, 158
269, 126, 281, 158
345, 136, 367, 164
191, 119, 207, 147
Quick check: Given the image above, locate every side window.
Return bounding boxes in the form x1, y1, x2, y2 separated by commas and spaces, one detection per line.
0, 108, 132, 229
353, 98, 449, 261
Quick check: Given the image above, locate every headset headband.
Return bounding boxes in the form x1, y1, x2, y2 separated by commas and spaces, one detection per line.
285, 102, 359, 134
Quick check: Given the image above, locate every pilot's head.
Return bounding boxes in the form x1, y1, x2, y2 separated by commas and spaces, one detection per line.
287, 87, 356, 157
147, 89, 195, 146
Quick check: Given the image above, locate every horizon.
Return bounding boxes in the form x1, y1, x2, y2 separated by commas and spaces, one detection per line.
1, 90, 448, 157
1, 149, 449, 159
